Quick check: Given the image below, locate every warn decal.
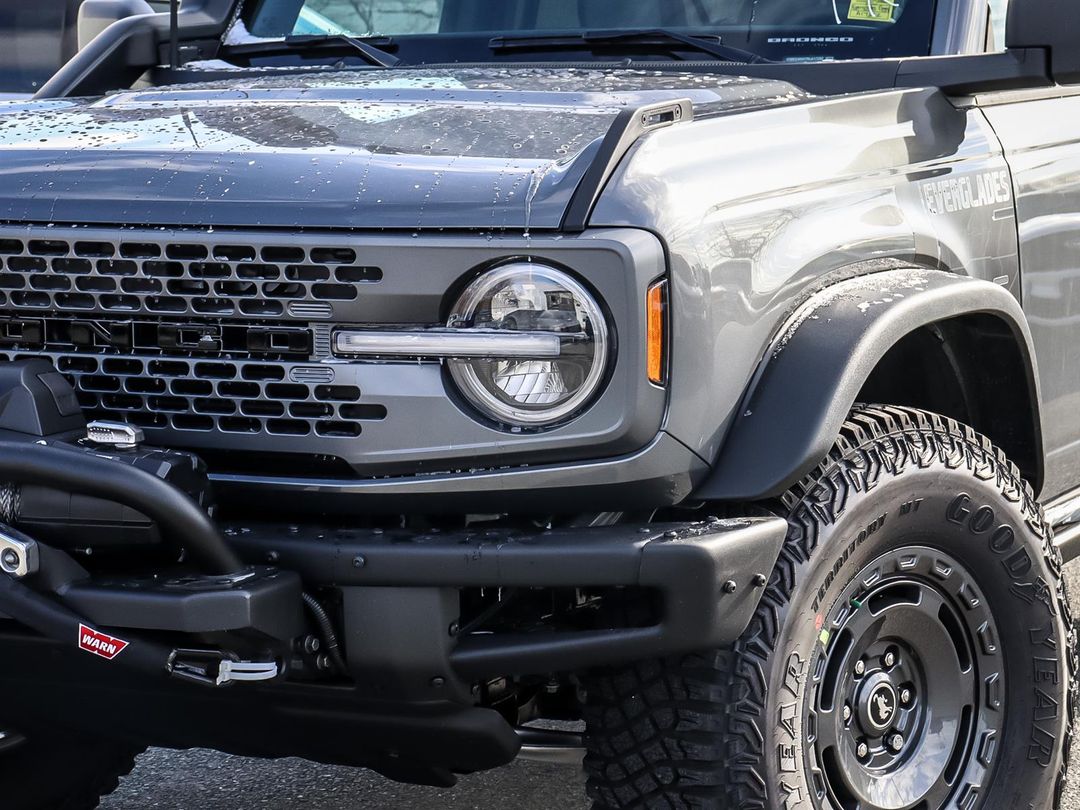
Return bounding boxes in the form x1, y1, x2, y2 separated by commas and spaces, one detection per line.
78, 624, 129, 661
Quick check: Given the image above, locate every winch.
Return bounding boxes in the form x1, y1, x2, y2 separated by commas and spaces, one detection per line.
0, 358, 305, 687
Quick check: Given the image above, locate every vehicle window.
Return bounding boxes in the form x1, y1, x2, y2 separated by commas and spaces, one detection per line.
0, 2, 80, 96
988, 0, 1007, 51
253, 0, 939, 62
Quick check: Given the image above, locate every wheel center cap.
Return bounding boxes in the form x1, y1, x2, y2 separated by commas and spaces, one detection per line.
858, 675, 899, 734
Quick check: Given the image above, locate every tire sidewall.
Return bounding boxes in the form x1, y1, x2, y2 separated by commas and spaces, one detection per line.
763, 459, 1071, 809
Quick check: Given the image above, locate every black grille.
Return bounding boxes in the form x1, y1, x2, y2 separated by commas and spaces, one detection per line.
0, 234, 382, 320
0, 350, 387, 440
0, 226, 394, 459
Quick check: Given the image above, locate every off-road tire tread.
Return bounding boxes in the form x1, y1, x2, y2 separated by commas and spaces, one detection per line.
583, 405, 1077, 809
62, 748, 141, 810
0, 735, 143, 810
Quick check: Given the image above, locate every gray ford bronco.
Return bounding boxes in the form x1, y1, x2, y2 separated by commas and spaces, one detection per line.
0, 0, 1076, 808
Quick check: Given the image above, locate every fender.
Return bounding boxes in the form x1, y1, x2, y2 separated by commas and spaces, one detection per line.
695, 268, 1043, 501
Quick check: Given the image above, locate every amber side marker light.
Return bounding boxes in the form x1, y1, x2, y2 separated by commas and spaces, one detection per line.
647, 279, 667, 385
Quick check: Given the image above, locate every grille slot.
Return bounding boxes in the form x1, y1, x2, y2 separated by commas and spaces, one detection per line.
0, 232, 382, 321
0, 349, 388, 441
0, 226, 422, 472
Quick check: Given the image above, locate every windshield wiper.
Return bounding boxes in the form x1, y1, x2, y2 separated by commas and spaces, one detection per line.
489, 29, 771, 64
281, 34, 401, 67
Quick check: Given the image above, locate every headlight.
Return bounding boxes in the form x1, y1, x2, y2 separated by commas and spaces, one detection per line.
447, 263, 610, 427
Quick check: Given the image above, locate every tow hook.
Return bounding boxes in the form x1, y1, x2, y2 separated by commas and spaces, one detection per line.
168, 649, 280, 687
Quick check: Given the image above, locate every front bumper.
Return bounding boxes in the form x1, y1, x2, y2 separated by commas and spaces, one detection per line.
0, 511, 787, 785
226, 514, 788, 680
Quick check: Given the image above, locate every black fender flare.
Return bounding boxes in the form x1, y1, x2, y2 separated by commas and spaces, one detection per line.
694, 268, 1043, 501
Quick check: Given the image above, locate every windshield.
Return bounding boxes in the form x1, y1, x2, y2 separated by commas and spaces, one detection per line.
247, 0, 938, 62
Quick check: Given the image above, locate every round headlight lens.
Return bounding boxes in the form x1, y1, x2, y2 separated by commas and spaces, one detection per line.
447, 263, 610, 427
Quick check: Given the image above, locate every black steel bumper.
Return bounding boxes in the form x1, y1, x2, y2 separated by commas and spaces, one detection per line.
225, 516, 788, 678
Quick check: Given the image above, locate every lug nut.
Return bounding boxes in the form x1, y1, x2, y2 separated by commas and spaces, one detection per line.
883, 650, 897, 669
900, 688, 913, 706
856, 741, 869, 760
854, 660, 866, 677
888, 734, 904, 753
842, 704, 852, 723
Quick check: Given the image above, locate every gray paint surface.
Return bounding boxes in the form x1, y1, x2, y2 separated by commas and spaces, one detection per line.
982, 89, 1080, 498
0, 68, 803, 231
0, 64, 1073, 506
593, 86, 1020, 470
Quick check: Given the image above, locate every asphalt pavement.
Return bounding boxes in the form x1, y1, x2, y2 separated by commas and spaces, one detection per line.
100, 562, 1080, 810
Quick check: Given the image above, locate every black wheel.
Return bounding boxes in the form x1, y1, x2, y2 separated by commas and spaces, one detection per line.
583, 406, 1076, 809
0, 725, 141, 809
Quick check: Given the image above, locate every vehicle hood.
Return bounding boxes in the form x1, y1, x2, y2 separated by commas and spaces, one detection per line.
0, 67, 806, 230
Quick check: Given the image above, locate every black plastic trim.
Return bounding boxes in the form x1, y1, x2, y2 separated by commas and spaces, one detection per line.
58, 566, 304, 638
696, 269, 1043, 502
1006, 0, 1080, 85
225, 515, 788, 677
561, 99, 693, 233
894, 48, 1051, 94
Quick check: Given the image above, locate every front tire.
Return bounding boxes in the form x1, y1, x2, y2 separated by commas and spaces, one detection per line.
0, 725, 140, 810
583, 406, 1076, 809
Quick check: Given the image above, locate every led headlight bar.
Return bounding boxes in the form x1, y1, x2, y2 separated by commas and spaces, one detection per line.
333, 330, 562, 359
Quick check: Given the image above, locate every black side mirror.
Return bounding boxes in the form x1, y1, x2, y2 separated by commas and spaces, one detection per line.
1006, 0, 1080, 84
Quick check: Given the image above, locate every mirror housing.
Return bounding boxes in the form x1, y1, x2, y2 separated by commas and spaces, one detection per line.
77, 0, 154, 51
1007, 0, 1080, 84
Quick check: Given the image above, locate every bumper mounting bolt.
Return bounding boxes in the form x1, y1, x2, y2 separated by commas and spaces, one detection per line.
430, 677, 445, 688
448, 621, 460, 637
722, 580, 738, 594
0, 549, 19, 572
352, 555, 366, 569
752, 573, 767, 587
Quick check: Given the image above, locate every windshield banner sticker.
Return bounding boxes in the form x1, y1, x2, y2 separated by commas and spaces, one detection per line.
919, 170, 1012, 216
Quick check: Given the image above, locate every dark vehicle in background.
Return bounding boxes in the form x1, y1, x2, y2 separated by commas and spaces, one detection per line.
0, 1, 1076, 809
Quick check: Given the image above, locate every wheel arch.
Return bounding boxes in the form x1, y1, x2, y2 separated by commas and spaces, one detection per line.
694, 267, 1043, 501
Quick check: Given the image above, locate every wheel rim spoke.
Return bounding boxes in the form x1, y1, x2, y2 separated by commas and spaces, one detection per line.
806, 547, 1003, 810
